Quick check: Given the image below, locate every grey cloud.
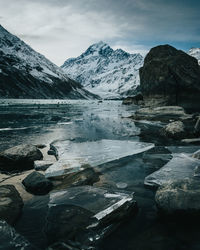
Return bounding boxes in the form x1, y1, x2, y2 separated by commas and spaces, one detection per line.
0, 0, 199, 65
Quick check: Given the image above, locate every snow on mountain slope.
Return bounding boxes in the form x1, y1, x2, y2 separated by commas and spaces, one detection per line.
0, 25, 97, 99
188, 48, 200, 65
61, 41, 144, 99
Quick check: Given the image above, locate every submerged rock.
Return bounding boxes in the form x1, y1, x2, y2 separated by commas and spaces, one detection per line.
0, 185, 23, 224
22, 171, 53, 195
140, 44, 200, 112
0, 220, 36, 250
0, 144, 43, 172
155, 178, 200, 215
50, 165, 100, 190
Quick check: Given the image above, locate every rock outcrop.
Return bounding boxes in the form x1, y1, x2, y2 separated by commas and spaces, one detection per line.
139, 45, 200, 111
0, 185, 23, 224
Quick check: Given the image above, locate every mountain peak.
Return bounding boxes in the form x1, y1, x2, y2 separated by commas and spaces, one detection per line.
83, 41, 113, 57
62, 41, 144, 99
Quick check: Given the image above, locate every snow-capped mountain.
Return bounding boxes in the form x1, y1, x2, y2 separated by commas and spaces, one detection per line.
61, 41, 144, 99
0, 24, 97, 99
188, 48, 200, 65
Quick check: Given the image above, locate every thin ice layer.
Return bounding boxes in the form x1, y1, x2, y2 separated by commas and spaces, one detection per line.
144, 153, 200, 187
49, 186, 135, 221
45, 139, 154, 177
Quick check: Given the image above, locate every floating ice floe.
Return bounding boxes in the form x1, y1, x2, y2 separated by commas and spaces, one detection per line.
49, 186, 136, 225
145, 153, 200, 188
45, 139, 154, 177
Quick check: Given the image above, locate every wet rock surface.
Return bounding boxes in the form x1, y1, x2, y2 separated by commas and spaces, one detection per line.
140, 44, 200, 112
22, 171, 53, 195
0, 185, 23, 224
0, 220, 36, 250
0, 144, 43, 172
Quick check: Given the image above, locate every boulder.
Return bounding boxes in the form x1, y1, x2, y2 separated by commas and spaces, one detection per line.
0, 144, 43, 172
140, 45, 200, 112
0, 185, 23, 224
155, 179, 200, 215
0, 220, 36, 250
161, 121, 185, 139
22, 171, 53, 195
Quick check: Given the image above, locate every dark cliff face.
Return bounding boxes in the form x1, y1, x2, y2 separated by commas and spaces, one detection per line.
139, 45, 200, 111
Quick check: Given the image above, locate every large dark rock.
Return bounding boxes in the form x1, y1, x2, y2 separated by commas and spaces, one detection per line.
140, 45, 200, 111
0, 220, 36, 250
22, 171, 53, 195
0, 144, 43, 172
0, 185, 23, 224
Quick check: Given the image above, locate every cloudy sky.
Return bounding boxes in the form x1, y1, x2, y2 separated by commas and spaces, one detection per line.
0, 0, 199, 65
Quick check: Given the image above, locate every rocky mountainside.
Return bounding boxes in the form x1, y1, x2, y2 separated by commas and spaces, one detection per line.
140, 44, 200, 112
0, 25, 97, 99
61, 41, 144, 99
188, 47, 200, 65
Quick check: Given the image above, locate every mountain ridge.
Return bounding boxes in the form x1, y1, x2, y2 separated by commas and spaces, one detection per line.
61, 41, 144, 99
0, 24, 98, 99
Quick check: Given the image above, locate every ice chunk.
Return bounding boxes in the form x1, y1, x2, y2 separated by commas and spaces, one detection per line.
145, 153, 200, 188
49, 186, 136, 224
46, 139, 154, 177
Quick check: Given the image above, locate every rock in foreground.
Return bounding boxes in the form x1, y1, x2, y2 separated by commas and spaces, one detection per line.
22, 171, 53, 195
0, 144, 43, 172
155, 179, 200, 215
0, 185, 23, 224
140, 45, 200, 111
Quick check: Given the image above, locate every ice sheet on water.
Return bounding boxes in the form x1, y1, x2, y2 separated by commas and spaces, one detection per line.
49, 186, 135, 219
144, 153, 200, 187
45, 139, 154, 177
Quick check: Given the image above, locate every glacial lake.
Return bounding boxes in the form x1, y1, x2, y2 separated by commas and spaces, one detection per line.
1, 99, 200, 250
